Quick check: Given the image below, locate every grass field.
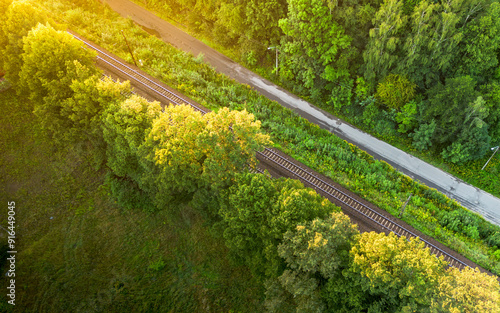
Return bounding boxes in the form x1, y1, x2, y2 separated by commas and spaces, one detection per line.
0, 88, 264, 312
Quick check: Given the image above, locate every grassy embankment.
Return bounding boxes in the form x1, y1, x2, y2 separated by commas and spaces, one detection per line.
130, 0, 500, 200
16, 0, 500, 275
0, 86, 264, 311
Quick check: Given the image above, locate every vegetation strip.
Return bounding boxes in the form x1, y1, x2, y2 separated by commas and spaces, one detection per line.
22, 0, 498, 276
82, 27, 474, 271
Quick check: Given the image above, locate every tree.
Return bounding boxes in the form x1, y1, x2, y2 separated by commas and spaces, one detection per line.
0, 0, 11, 16
218, 173, 335, 278
326, 232, 447, 313
102, 95, 161, 210
367, 0, 491, 90
198, 107, 271, 190
141, 104, 207, 207
441, 116, 491, 164
265, 270, 325, 313
395, 100, 419, 133
363, 0, 407, 87
19, 24, 99, 142
453, 2, 500, 84
66, 72, 131, 150
326, 0, 382, 62
431, 267, 500, 312
0, 0, 47, 87
279, 0, 352, 92
411, 119, 436, 151
481, 80, 500, 143
424, 76, 479, 145
142, 106, 270, 208
264, 212, 358, 313
0, 0, 13, 62
278, 212, 358, 279
243, 0, 287, 45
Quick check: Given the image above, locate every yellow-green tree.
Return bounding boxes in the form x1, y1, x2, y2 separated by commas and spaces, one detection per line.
142, 105, 270, 208
199, 107, 270, 190
265, 212, 358, 313
325, 231, 447, 312
431, 267, 500, 312
0, 0, 47, 87
218, 173, 335, 279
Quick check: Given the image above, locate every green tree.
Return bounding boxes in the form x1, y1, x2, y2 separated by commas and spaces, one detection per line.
218, 173, 334, 278
141, 104, 208, 207
279, 0, 352, 92
453, 2, 500, 84
19, 23, 99, 142
363, 0, 407, 87
424, 75, 479, 144
395, 100, 419, 133
0, 0, 13, 61
65, 73, 131, 149
441, 116, 491, 164
242, 0, 287, 46
102, 95, 161, 211
367, 0, 491, 90
264, 212, 358, 313
326, 0, 382, 68
411, 119, 436, 151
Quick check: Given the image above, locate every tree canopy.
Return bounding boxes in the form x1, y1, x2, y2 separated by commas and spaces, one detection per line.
20, 23, 99, 143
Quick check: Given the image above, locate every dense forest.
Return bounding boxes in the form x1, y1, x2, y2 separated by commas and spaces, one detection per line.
1, 0, 500, 311
143, 0, 500, 165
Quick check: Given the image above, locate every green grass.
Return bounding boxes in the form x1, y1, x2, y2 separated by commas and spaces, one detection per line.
0, 88, 264, 312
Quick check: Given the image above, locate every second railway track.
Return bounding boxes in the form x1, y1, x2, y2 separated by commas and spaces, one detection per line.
72, 32, 479, 272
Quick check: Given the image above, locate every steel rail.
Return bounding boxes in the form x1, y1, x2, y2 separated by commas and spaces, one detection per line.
72, 33, 472, 271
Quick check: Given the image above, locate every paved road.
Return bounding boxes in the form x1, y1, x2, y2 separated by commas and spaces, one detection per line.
102, 0, 500, 226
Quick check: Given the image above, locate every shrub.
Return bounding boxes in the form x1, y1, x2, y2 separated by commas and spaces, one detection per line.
411, 120, 436, 151
375, 74, 416, 110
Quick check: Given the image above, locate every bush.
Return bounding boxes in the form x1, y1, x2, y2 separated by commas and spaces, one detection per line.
411, 120, 436, 151
375, 74, 416, 110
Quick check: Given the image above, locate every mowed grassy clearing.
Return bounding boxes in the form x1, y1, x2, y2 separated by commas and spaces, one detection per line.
0, 87, 264, 312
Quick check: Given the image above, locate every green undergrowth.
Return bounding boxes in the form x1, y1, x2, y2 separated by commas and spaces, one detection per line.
0, 88, 264, 311
31, 0, 500, 275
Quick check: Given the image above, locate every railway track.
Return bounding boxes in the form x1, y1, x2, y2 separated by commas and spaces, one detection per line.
257, 148, 470, 270
72, 33, 208, 114
73, 33, 471, 271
